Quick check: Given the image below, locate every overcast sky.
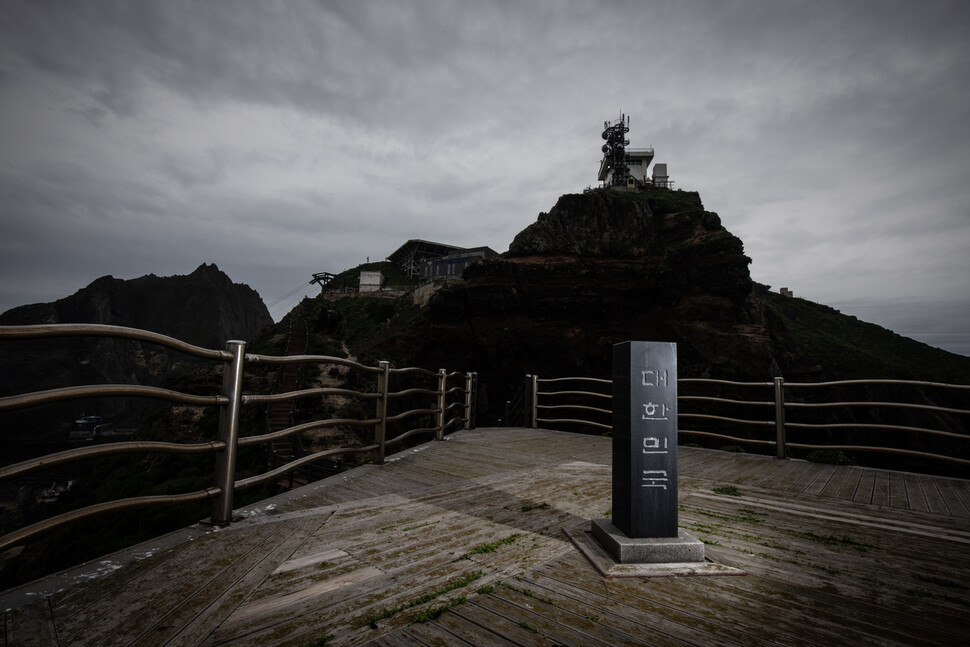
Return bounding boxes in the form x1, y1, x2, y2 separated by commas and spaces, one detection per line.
1, 1, 968, 356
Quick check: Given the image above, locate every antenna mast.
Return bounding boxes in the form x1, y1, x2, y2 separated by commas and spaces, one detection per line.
601, 113, 631, 187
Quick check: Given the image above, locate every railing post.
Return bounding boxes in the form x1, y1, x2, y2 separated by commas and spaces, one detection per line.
375, 361, 389, 465
468, 372, 478, 429
212, 340, 245, 525
774, 376, 787, 459
531, 374, 539, 428
463, 372, 476, 430
437, 368, 447, 440
521, 376, 529, 427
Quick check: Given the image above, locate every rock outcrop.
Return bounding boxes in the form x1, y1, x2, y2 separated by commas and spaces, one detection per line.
382, 189, 777, 422
374, 188, 968, 474
0, 264, 272, 436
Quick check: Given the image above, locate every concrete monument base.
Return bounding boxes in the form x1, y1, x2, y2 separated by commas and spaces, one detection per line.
565, 523, 745, 578
591, 518, 705, 564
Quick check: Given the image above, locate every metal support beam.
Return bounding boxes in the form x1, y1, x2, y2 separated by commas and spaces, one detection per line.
437, 369, 447, 440
774, 377, 787, 459
375, 361, 389, 464
211, 340, 245, 525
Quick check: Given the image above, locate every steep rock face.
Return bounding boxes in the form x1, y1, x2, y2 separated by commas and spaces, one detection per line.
383, 190, 776, 423
507, 190, 752, 305
4, 263, 270, 348
0, 264, 272, 435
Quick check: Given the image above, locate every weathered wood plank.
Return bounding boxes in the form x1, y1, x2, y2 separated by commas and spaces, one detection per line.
750, 456, 801, 488
514, 569, 736, 647
455, 598, 588, 647
904, 472, 930, 512
889, 471, 909, 508
426, 609, 521, 646
803, 464, 841, 496
226, 566, 385, 627
919, 475, 951, 516
6, 429, 969, 647
853, 468, 876, 504
818, 465, 849, 498
273, 548, 350, 575
720, 453, 774, 486
755, 457, 811, 490
4, 600, 58, 647
533, 552, 826, 647
470, 587, 619, 647
51, 520, 285, 645
681, 447, 738, 480
935, 477, 970, 517
379, 621, 477, 647
796, 462, 838, 496
871, 469, 892, 506
57, 517, 314, 647
835, 466, 864, 501
155, 515, 330, 647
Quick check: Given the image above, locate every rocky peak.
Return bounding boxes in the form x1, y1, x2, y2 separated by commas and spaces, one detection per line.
0, 264, 273, 436
382, 189, 768, 423
508, 190, 709, 258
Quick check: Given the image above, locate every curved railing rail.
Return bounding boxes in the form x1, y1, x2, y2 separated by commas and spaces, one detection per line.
530, 375, 613, 432
527, 373, 970, 467
0, 324, 477, 553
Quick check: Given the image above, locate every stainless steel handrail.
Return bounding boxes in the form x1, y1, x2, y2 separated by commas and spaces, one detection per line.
0, 324, 230, 360
246, 352, 383, 373
1, 385, 226, 411
0, 440, 226, 481
537, 376, 612, 385
539, 389, 612, 400
786, 379, 970, 389
529, 372, 969, 466
0, 323, 478, 552
244, 388, 381, 405
0, 488, 221, 555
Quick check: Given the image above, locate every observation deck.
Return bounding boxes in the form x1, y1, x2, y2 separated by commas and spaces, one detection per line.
3, 426, 968, 646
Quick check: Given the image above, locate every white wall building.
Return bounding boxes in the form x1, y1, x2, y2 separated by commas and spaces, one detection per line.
359, 271, 383, 293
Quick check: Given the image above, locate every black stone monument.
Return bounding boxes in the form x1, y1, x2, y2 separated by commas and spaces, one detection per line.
610, 340, 678, 538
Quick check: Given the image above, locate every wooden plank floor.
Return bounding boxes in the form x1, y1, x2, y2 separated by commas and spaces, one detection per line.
3, 427, 969, 646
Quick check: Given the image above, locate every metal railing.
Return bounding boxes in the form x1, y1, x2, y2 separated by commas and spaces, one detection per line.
528, 373, 970, 467
528, 375, 613, 432
0, 324, 476, 553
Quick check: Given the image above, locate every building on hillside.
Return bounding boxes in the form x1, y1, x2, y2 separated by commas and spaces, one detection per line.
387, 239, 465, 278
420, 246, 499, 281
597, 114, 673, 190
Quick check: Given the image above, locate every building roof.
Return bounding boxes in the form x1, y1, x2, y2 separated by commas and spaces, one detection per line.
387, 239, 464, 264
386, 239, 466, 276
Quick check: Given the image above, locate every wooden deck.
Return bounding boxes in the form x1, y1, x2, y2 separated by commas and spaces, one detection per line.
3, 427, 969, 646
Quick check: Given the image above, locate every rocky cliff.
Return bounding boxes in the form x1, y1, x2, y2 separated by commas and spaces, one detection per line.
381, 190, 774, 414
378, 188, 969, 441
0, 263, 272, 437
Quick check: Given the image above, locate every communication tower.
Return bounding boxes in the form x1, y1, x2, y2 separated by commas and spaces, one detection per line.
601, 114, 631, 187
597, 114, 671, 190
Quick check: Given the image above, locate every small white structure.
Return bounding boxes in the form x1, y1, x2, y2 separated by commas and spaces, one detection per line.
359, 271, 383, 293
599, 148, 654, 186
651, 163, 670, 188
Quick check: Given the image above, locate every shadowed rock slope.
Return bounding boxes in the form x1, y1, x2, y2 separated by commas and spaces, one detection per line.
377, 189, 969, 432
